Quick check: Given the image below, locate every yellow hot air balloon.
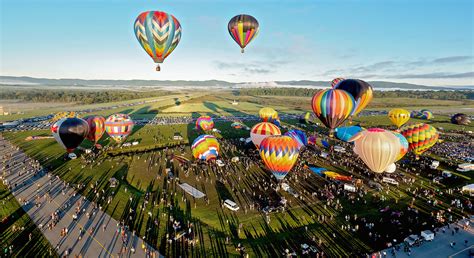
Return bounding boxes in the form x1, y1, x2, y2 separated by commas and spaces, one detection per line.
259, 107, 279, 123
388, 108, 410, 128
349, 128, 401, 173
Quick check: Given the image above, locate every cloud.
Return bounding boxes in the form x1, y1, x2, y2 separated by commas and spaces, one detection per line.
214, 61, 274, 74
244, 68, 271, 74
432, 56, 473, 63
389, 72, 474, 79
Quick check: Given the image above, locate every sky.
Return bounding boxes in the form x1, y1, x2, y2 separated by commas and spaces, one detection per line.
0, 0, 473, 86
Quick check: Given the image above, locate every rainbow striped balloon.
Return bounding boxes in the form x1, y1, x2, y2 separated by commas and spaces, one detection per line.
105, 114, 134, 143
191, 135, 220, 161
85, 116, 106, 145
228, 14, 259, 53
259, 136, 300, 180
400, 123, 438, 156
250, 122, 281, 148
311, 89, 355, 136
196, 116, 214, 131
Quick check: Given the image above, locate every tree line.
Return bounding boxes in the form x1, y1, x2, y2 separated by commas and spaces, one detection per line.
238, 88, 474, 100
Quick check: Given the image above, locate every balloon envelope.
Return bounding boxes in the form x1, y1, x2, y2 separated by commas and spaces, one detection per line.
388, 108, 410, 128
196, 116, 214, 131
385, 163, 396, 173
191, 135, 220, 161
451, 113, 471, 125
85, 116, 106, 144
311, 89, 355, 136
334, 79, 373, 116
400, 123, 438, 156
228, 14, 259, 52
259, 135, 299, 180
335, 126, 364, 142
392, 131, 409, 161
250, 122, 281, 148
51, 117, 89, 153
259, 107, 279, 123
284, 129, 308, 150
105, 114, 134, 143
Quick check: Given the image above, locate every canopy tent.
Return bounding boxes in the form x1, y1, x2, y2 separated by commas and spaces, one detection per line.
179, 183, 206, 198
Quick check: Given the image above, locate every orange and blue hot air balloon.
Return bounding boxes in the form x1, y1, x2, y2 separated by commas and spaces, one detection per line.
105, 114, 134, 143
311, 89, 355, 137
284, 129, 307, 150
228, 14, 259, 53
191, 135, 220, 161
134, 11, 182, 71
85, 116, 106, 148
196, 116, 214, 131
259, 135, 299, 181
400, 123, 438, 158
334, 79, 373, 117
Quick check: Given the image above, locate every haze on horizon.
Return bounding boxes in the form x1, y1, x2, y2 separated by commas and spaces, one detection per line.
0, 0, 473, 86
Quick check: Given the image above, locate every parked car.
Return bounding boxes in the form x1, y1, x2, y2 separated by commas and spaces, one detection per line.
223, 199, 239, 211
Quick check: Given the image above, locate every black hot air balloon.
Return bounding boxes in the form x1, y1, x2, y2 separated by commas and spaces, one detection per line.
51, 117, 89, 158
451, 113, 471, 125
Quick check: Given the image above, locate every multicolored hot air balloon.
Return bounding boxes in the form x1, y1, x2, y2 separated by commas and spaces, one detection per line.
196, 116, 214, 131
421, 110, 433, 120
51, 117, 89, 158
334, 79, 373, 117
228, 14, 259, 53
335, 125, 364, 142
259, 135, 299, 181
331, 78, 345, 88
400, 123, 439, 157
259, 107, 279, 123
349, 128, 401, 173
284, 129, 307, 150
308, 136, 330, 148
134, 11, 182, 71
311, 89, 355, 137
388, 108, 410, 128
85, 116, 106, 148
250, 122, 281, 148
105, 114, 134, 143
392, 131, 409, 161
51, 111, 80, 123
191, 135, 220, 161
451, 113, 471, 125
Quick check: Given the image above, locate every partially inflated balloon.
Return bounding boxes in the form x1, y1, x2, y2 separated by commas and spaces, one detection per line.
335, 125, 364, 142
51, 118, 89, 153
311, 89, 355, 137
392, 131, 409, 161
400, 123, 438, 157
196, 116, 214, 131
228, 14, 259, 53
259, 107, 278, 123
284, 129, 307, 150
134, 11, 182, 71
85, 116, 106, 146
331, 78, 345, 88
250, 122, 281, 148
335, 79, 373, 116
451, 113, 471, 125
105, 114, 134, 143
349, 128, 401, 173
421, 110, 433, 120
388, 108, 410, 128
259, 136, 299, 180
191, 135, 220, 161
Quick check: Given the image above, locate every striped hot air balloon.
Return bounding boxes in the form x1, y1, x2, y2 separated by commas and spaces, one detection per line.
105, 114, 134, 143
191, 135, 220, 161
284, 129, 307, 150
334, 79, 373, 117
400, 123, 438, 157
250, 122, 281, 148
388, 108, 410, 128
228, 14, 259, 53
85, 116, 106, 147
134, 11, 182, 71
259, 135, 299, 181
196, 116, 214, 131
311, 89, 355, 137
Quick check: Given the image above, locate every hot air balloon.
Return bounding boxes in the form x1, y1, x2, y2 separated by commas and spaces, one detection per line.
392, 131, 409, 161
105, 114, 134, 143
284, 129, 308, 150
331, 78, 345, 88
228, 14, 259, 53
451, 113, 471, 125
334, 79, 373, 117
421, 110, 433, 120
311, 89, 355, 137
335, 125, 364, 142
299, 112, 312, 124
51, 117, 89, 158
51, 111, 80, 123
259, 135, 299, 181
134, 11, 182, 71
250, 122, 281, 148
384, 163, 396, 173
191, 135, 220, 161
259, 107, 279, 123
196, 116, 214, 131
388, 108, 410, 128
308, 136, 330, 148
400, 123, 439, 158
349, 128, 401, 173
85, 116, 106, 148
410, 110, 422, 119
231, 121, 244, 129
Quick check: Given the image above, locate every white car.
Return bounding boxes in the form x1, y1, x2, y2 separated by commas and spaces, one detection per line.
223, 199, 239, 211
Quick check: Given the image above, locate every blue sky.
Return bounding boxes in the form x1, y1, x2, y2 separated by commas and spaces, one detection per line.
1, 0, 473, 85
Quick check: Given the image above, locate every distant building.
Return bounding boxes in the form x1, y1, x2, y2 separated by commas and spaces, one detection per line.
173, 133, 183, 141
232, 100, 238, 105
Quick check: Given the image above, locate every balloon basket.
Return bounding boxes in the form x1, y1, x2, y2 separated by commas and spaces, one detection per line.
156, 65, 161, 71
241, 48, 244, 53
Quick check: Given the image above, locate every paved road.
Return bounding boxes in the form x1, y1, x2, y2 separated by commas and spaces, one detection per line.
1, 137, 162, 257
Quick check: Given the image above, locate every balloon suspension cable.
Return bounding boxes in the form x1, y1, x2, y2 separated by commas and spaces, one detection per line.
241, 48, 245, 53
156, 64, 161, 72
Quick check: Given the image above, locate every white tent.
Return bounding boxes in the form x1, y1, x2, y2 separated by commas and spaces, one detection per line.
462, 184, 474, 195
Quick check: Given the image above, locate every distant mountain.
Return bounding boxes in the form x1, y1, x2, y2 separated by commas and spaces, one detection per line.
1, 76, 472, 90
